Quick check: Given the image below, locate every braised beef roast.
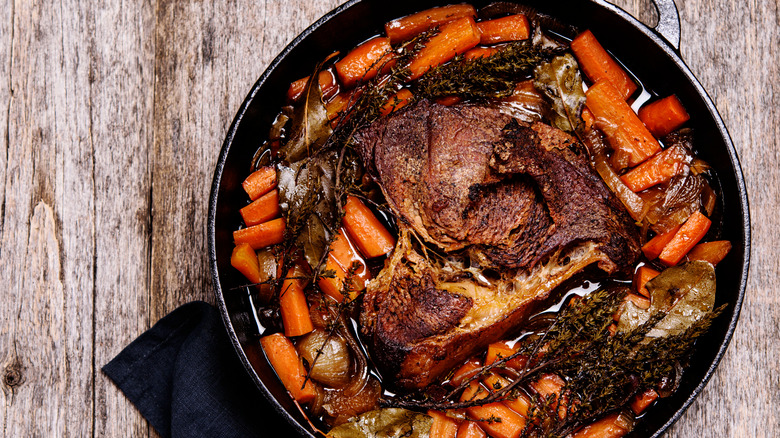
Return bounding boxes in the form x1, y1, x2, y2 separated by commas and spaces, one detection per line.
355, 100, 640, 390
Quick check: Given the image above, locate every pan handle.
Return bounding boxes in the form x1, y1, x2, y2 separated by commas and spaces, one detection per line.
650, 0, 681, 50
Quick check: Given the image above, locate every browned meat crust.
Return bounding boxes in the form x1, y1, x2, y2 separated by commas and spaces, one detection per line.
355, 100, 640, 390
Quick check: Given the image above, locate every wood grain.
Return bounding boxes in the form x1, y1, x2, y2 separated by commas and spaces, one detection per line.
0, 0, 777, 437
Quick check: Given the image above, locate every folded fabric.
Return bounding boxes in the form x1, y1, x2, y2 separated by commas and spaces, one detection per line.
103, 301, 297, 438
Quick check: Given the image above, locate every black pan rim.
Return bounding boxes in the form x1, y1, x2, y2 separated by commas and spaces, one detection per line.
207, 1, 751, 436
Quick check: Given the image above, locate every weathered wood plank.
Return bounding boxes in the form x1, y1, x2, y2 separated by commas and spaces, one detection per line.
0, 0, 95, 435
0, 0, 777, 437
89, 0, 156, 437
668, 0, 780, 436
148, 0, 343, 323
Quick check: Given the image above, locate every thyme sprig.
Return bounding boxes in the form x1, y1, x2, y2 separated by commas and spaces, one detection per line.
414, 41, 560, 101
384, 287, 723, 437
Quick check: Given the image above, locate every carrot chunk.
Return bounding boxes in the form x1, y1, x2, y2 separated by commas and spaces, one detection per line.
317, 255, 349, 303
585, 81, 661, 168
582, 107, 596, 131
476, 14, 530, 44
230, 243, 261, 284
457, 421, 487, 438
530, 373, 567, 419
571, 412, 632, 438
279, 265, 314, 337
463, 46, 499, 60
407, 16, 482, 80
385, 4, 477, 44
658, 211, 712, 266
571, 30, 637, 100
240, 189, 280, 226
620, 145, 691, 192
335, 37, 395, 89
287, 69, 339, 103
449, 358, 482, 387
461, 382, 526, 438
630, 388, 659, 414
485, 342, 527, 370
329, 228, 371, 286
380, 88, 414, 116
428, 409, 459, 438
233, 217, 286, 250
259, 333, 317, 403
480, 373, 531, 418
624, 292, 651, 310
634, 266, 660, 298
343, 196, 396, 258
242, 166, 277, 201
639, 95, 690, 138
686, 240, 732, 265
641, 224, 681, 260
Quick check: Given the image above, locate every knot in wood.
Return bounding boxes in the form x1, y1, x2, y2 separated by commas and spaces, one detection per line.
3, 366, 23, 388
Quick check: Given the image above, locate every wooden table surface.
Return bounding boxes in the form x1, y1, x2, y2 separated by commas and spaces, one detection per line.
0, 0, 776, 436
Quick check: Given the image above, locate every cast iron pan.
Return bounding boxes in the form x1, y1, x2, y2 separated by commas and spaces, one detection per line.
208, 0, 751, 436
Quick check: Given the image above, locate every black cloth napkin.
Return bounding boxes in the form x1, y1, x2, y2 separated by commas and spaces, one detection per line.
103, 301, 297, 438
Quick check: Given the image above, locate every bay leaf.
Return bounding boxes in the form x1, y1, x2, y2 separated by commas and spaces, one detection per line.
533, 53, 586, 133
279, 56, 335, 163
617, 261, 716, 337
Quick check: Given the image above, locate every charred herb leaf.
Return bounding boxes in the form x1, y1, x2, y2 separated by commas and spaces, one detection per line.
279, 55, 335, 163
327, 408, 432, 438
617, 261, 717, 337
533, 53, 586, 133
414, 41, 556, 101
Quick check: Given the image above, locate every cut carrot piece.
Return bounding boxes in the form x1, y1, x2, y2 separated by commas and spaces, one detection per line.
329, 228, 371, 287
240, 189, 280, 226
585, 80, 661, 168
449, 358, 482, 387
259, 333, 317, 403
571, 30, 637, 100
287, 69, 339, 103
335, 37, 396, 89
242, 166, 277, 201
620, 145, 691, 192
457, 421, 487, 438
625, 292, 651, 310
582, 107, 595, 131
461, 382, 526, 438
428, 410, 459, 438
343, 196, 396, 258
279, 265, 314, 337
385, 4, 477, 44
485, 342, 527, 370
380, 88, 414, 116
231, 243, 261, 284
634, 266, 660, 298
233, 218, 286, 250
641, 224, 682, 260
686, 240, 732, 265
317, 254, 349, 303
407, 16, 482, 80
631, 388, 659, 414
571, 412, 633, 438
639, 95, 690, 138
658, 211, 712, 266
476, 14, 530, 44
481, 373, 531, 418
530, 373, 566, 419
463, 46, 499, 60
